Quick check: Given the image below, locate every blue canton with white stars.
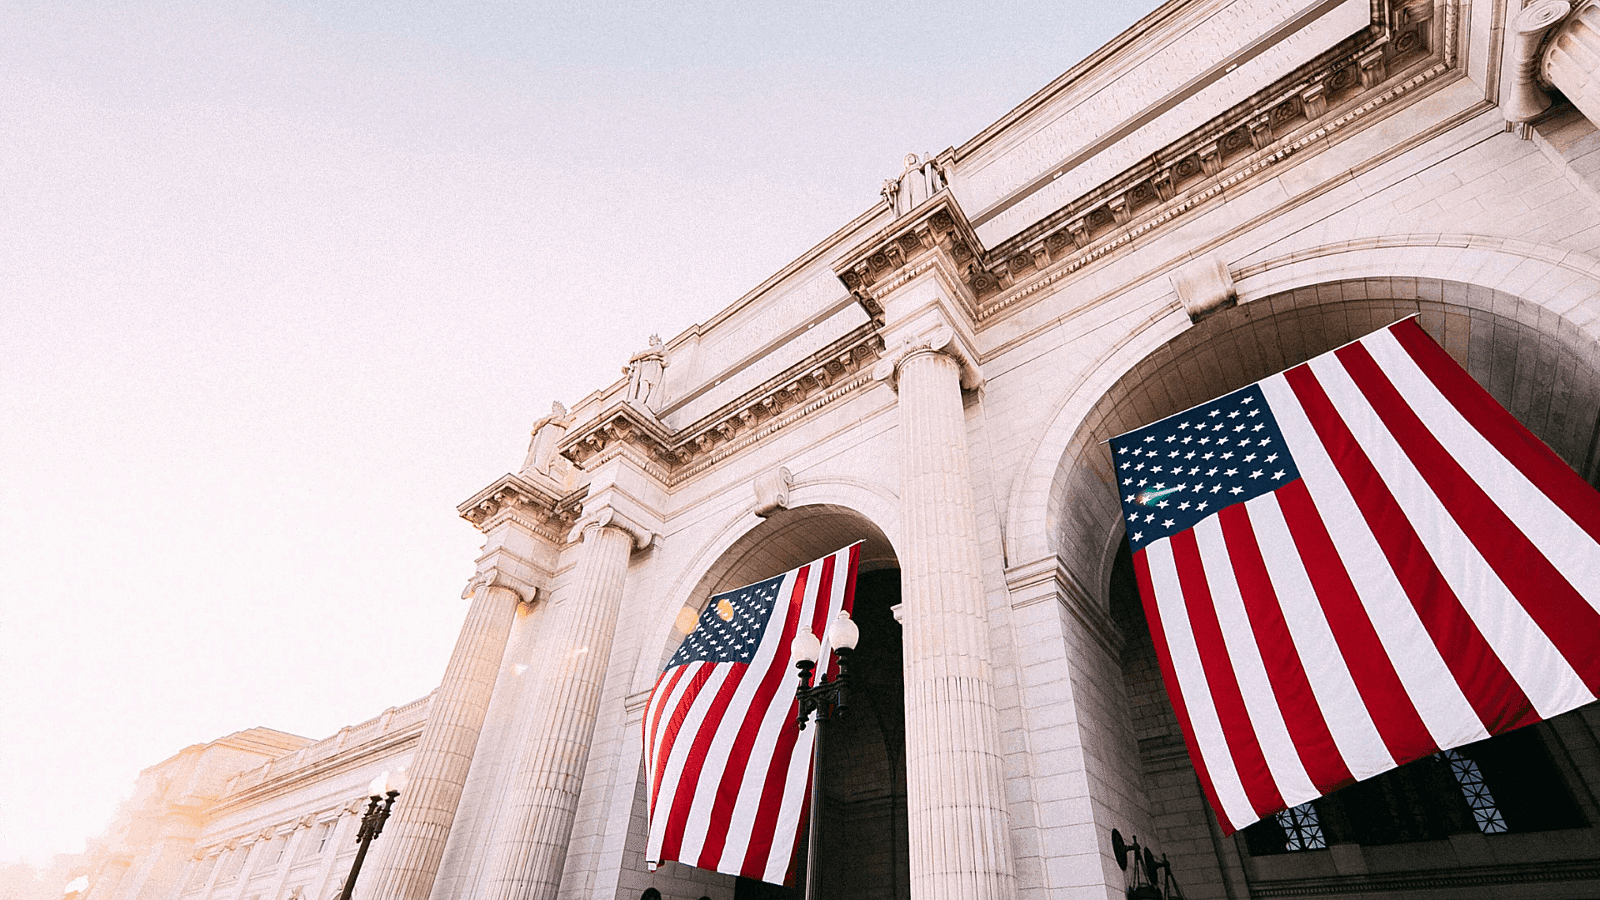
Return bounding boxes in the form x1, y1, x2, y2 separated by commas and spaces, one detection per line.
666, 573, 785, 668
1110, 384, 1301, 552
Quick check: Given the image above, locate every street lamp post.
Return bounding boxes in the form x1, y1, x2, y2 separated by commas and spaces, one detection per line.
336, 771, 405, 900
791, 610, 861, 900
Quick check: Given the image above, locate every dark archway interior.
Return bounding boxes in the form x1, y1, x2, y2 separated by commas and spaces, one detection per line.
734, 568, 909, 900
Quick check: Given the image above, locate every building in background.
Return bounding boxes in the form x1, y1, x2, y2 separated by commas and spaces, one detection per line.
77, 0, 1600, 897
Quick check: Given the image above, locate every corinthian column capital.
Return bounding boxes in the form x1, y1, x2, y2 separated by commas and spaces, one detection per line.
872, 317, 984, 393
1540, 0, 1600, 129
462, 565, 539, 605
565, 503, 656, 550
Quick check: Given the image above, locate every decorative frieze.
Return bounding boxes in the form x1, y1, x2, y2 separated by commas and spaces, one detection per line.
840, 0, 1455, 327
555, 326, 887, 488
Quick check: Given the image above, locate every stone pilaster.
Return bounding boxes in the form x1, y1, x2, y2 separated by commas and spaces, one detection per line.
260, 823, 311, 900
881, 325, 1015, 900
479, 502, 652, 900
193, 849, 226, 900
223, 837, 267, 900
1542, 1, 1600, 128
364, 579, 525, 900
307, 812, 359, 900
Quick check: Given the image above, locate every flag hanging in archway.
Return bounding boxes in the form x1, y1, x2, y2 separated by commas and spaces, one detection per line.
1111, 317, 1600, 834
644, 542, 860, 884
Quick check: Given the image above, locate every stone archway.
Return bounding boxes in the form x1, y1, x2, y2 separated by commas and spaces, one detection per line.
1055, 278, 1600, 608
630, 504, 909, 900
1053, 282, 1600, 898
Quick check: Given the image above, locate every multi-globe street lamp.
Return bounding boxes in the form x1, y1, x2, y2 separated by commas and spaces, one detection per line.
336, 770, 406, 900
791, 609, 861, 900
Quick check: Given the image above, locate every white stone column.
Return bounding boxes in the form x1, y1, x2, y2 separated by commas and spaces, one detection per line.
1542, 1, 1600, 127
481, 516, 640, 900
365, 580, 525, 900
886, 333, 1015, 900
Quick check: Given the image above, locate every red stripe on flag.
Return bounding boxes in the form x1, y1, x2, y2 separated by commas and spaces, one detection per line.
698, 557, 835, 870
739, 561, 834, 878
1299, 347, 1543, 733
1335, 342, 1600, 696
1169, 529, 1286, 818
645, 664, 692, 813
1217, 504, 1354, 794
1271, 469, 1435, 765
1391, 319, 1600, 545
1133, 548, 1235, 832
650, 664, 714, 818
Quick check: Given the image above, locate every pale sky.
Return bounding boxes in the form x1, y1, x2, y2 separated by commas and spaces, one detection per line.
1, 0, 1159, 869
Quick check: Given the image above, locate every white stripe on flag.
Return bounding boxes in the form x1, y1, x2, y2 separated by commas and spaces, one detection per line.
720, 547, 851, 876
708, 566, 824, 873
1304, 353, 1593, 720
1142, 537, 1259, 828
764, 714, 815, 884
754, 548, 850, 883
678, 568, 819, 866
1191, 517, 1320, 806
1241, 486, 1395, 781
1367, 329, 1600, 618
645, 663, 700, 816
1273, 360, 1488, 751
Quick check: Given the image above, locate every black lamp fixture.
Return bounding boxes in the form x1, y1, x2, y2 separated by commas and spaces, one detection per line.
791, 610, 861, 900
336, 771, 406, 900
1111, 828, 1184, 900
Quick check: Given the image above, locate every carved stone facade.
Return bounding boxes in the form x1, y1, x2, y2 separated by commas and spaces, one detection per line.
77, 1, 1600, 899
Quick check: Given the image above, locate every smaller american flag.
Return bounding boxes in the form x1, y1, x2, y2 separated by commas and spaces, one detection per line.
644, 543, 860, 885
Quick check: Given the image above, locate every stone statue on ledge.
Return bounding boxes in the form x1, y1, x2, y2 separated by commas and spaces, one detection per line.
623, 334, 670, 410
521, 401, 571, 477
883, 152, 947, 216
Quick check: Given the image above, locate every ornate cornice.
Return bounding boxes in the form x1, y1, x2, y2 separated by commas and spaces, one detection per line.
559, 402, 680, 473
554, 325, 888, 488
456, 473, 577, 542
830, 0, 1456, 328
833, 196, 995, 320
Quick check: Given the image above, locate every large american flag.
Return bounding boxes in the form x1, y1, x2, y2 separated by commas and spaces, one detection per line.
1112, 318, 1600, 834
644, 543, 860, 884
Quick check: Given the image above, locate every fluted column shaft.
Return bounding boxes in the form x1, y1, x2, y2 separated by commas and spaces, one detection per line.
895, 348, 1015, 900
1543, 1, 1600, 127
483, 522, 635, 900
368, 582, 523, 900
